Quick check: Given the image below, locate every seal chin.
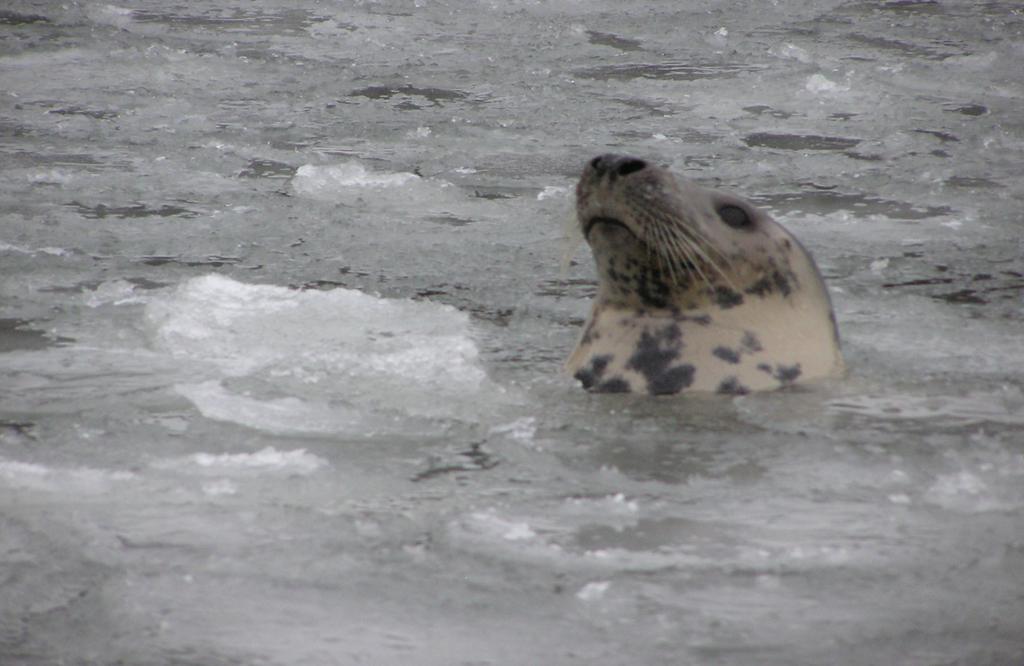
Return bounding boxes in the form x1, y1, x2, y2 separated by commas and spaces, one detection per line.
583, 216, 632, 239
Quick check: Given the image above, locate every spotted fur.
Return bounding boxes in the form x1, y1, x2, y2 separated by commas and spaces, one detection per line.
566, 154, 844, 395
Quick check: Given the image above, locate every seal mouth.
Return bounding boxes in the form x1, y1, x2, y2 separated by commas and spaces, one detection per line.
583, 216, 632, 239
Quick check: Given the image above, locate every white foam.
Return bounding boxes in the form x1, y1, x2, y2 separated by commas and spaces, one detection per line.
536, 185, 569, 201
771, 43, 813, 63
27, 169, 76, 185
946, 51, 999, 72
146, 275, 507, 434
0, 242, 71, 257
560, 493, 640, 519
201, 479, 239, 496
450, 508, 685, 572
828, 391, 1024, 426
83, 279, 145, 307
306, 18, 349, 39
147, 274, 477, 373
805, 73, 850, 94
86, 4, 134, 30
155, 446, 327, 476
0, 459, 136, 493
923, 471, 1002, 513
488, 417, 537, 444
293, 163, 419, 191
0, 460, 50, 476
466, 509, 538, 542
291, 162, 459, 207
576, 581, 611, 602
174, 380, 365, 436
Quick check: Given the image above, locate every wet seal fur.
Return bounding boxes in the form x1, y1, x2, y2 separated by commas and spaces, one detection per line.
566, 154, 844, 395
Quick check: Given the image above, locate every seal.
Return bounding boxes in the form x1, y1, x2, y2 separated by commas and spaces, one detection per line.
566, 154, 844, 395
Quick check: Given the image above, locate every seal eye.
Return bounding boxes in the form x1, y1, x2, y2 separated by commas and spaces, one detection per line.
617, 159, 646, 177
718, 205, 752, 229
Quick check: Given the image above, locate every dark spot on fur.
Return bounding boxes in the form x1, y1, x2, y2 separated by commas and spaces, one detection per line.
717, 377, 749, 395
595, 377, 630, 393
649, 364, 695, 394
626, 338, 675, 379
745, 270, 793, 299
713, 346, 741, 364
590, 355, 611, 375
574, 368, 596, 389
774, 363, 802, 384
574, 354, 613, 390
713, 286, 744, 309
681, 313, 712, 326
741, 331, 763, 352
663, 324, 682, 343
755, 362, 803, 385
772, 270, 793, 297
636, 271, 671, 309
627, 325, 693, 394
628, 329, 680, 375
745, 276, 773, 297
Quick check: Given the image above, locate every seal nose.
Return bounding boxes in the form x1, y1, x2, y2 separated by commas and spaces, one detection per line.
589, 154, 647, 178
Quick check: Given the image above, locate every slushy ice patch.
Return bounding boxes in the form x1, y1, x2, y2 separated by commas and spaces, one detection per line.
145, 275, 509, 435
291, 162, 461, 209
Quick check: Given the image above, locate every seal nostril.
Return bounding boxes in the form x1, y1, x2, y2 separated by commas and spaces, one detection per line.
718, 205, 753, 229
590, 156, 604, 170
617, 159, 646, 177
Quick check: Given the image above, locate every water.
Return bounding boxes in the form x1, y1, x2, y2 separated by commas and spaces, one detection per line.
2, 1, 1023, 664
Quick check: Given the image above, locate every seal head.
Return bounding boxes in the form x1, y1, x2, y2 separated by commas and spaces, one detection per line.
567, 154, 844, 395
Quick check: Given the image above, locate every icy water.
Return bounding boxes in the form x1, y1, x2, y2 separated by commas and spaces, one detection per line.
2, 1, 1024, 664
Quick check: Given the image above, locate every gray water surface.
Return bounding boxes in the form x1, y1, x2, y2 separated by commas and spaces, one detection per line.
2, 1, 1024, 664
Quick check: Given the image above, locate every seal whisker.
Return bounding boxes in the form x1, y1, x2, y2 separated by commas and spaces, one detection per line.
678, 236, 716, 290
659, 224, 716, 290
653, 224, 682, 283
671, 221, 730, 267
670, 224, 737, 291
663, 230, 699, 284
648, 223, 692, 287
666, 228, 702, 286
561, 209, 585, 276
